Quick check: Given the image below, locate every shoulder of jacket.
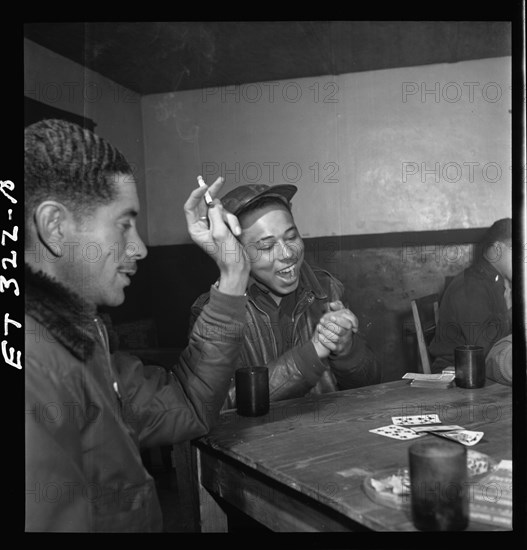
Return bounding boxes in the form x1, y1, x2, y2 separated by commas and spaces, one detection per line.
311, 265, 336, 279
191, 290, 212, 312
25, 340, 85, 386
310, 265, 344, 292
461, 268, 495, 297
25, 313, 91, 376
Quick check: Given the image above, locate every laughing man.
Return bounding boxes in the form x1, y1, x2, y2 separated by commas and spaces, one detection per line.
190, 184, 380, 409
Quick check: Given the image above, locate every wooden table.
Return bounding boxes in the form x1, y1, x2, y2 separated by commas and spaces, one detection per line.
192, 380, 512, 532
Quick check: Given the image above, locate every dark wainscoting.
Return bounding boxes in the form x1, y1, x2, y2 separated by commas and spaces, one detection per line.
107, 228, 486, 382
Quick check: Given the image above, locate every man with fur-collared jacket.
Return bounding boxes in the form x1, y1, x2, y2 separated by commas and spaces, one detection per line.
24, 119, 250, 532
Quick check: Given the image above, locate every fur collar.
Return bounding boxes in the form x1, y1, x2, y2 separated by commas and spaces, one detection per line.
25, 264, 99, 361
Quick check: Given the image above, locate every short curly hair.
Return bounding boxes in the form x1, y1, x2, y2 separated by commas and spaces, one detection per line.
24, 118, 133, 228
481, 218, 512, 248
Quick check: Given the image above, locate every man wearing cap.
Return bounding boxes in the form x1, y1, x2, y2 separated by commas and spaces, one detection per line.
190, 184, 380, 408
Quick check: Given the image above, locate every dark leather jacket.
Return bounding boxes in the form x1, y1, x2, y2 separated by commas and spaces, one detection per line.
190, 263, 380, 409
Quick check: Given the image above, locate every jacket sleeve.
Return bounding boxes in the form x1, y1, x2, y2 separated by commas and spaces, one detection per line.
25, 358, 91, 532
328, 333, 381, 388
485, 335, 513, 386
218, 342, 329, 408
190, 293, 329, 407
115, 285, 247, 448
261, 342, 330, 402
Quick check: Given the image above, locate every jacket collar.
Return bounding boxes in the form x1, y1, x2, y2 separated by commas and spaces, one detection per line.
247, 261, 328, 303
25, 264, 98, 361
297, 262, 328, 300
471, 257, 505, 288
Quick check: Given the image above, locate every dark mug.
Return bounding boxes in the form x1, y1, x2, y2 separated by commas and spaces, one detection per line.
454, 345, 485, 389
409, 439, 469, 531
235, 367, 269, 417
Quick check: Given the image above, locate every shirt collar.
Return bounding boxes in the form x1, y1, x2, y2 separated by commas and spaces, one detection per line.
247, 272, 307, 305
474, 258, 505, 286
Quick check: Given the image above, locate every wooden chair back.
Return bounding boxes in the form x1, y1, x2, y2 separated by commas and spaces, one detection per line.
411, 294, 439, 374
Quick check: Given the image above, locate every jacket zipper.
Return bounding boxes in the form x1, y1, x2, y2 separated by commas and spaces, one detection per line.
248, 291, 315, 355
93, 317, 123, 404
249, 300, 279, 357
93, 318, 141, 450
291, 293, 315, 341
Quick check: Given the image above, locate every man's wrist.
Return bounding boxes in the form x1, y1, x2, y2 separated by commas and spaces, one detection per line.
217, 269, 249, 296
330, 338, 353, 358
294, 342, 328, 384
312, 339, 331, 359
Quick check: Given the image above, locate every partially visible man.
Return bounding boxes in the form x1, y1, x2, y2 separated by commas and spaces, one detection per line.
25, 119, 250, 531
190, 184, 380, 409
429, 218, 512, 373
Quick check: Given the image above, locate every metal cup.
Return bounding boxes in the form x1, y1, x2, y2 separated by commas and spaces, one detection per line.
409, 439, 469, 531
455, 345, 485, 389
235, 367, 269, 417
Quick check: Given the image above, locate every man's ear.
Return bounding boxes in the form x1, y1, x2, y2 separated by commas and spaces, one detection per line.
34, 201, 70, 258
484, 240, 503, 264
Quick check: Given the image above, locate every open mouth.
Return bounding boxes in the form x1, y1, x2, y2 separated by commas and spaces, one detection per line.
118, 272, 131, 284
117, 267, 136, 283
276, 263, 298, 280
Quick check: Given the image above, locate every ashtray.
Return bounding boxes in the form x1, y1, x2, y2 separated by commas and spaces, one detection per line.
362, 450, 497, 510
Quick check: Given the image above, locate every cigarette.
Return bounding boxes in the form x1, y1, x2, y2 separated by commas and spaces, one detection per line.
197, 175, 213, 205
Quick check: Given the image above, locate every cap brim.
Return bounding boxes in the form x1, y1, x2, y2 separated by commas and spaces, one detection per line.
230, 184, 297, 215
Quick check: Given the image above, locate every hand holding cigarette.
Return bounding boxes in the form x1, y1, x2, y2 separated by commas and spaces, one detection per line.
197, 175, 213, 206
183, 176, 249, 295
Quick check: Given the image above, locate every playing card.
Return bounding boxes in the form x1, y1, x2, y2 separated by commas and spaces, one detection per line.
434, 430, 483, 446
369, 425, 426, 440
391, 414, 441, 426
410, 424, 464, 433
